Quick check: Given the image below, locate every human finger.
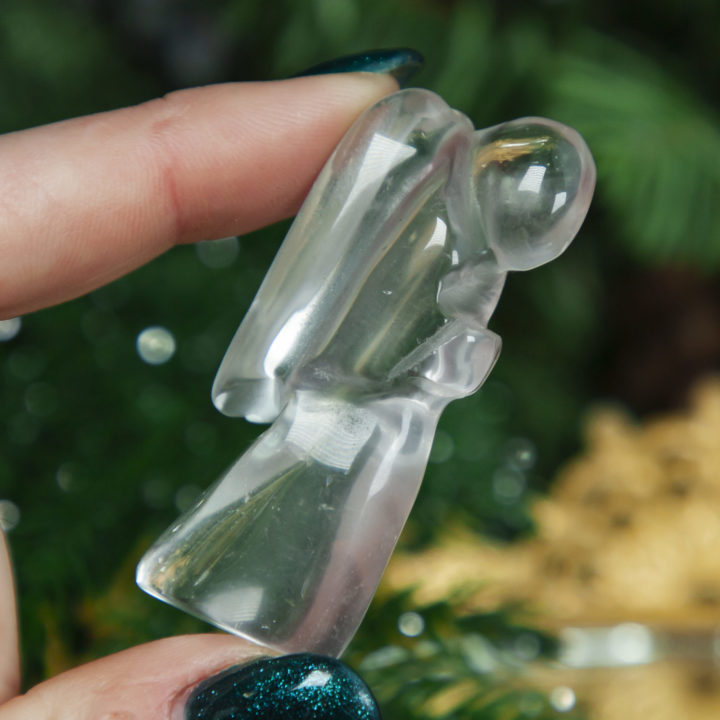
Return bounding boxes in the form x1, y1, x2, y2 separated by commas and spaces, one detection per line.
0, 635, 380, 720
0, 73, 397, 319
0, 532, 19, 705
0, 634, 265, 720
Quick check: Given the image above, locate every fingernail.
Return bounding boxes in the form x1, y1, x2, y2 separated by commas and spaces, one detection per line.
294, 48, 423, 88
184, 653, 382, 720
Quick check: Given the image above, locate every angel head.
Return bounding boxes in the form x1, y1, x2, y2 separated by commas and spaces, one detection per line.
469, 117, 596, 272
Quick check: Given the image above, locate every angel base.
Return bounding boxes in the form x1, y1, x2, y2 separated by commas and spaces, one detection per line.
139, 389, 441, 656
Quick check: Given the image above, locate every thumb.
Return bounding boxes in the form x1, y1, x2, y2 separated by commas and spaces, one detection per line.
0, 634, 266, 720
0, 636, 381, 720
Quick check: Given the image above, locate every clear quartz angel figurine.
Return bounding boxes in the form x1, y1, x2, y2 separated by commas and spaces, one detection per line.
137, 89, 595, 657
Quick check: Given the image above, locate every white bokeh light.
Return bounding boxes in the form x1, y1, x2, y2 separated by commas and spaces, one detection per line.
505, 437, 537, 470
398, 611, 425, 637
0, 317, 21, 342
493, 467, 526, 504
136, 326, 176, 365
550, 686, 576, 712
608, 623, 655, 665
195, 236, 240, 268
560, 624, 656, 667
0, 500, 21, 532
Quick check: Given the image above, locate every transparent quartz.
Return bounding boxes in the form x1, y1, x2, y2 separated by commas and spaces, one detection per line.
136, 89, 595, 657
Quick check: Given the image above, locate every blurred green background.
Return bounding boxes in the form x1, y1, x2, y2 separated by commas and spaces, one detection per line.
1, 0, 719, 717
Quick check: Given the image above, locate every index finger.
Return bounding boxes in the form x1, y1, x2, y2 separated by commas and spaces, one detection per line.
0, 74, 397, 319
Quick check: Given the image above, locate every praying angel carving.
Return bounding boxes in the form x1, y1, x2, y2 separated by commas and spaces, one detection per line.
137, 89, 595, 657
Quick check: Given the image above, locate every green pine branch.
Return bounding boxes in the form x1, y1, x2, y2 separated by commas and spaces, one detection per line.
347, 592, 581, 720
545, 33, 720, 267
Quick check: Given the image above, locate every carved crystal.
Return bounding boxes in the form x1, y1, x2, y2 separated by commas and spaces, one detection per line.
136, 89, 595, 657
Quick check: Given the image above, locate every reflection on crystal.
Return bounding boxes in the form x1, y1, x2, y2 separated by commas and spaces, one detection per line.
136, 326, 176, 365
263, 305, 314, 376
367, 405, 414, 499
425, 217, 447, 250
199, 585, 264, 624
0, 499, 20, 531
552, 191, 568, 213
335, 132, 416, 226
0, 317, 21, 342
517, 164, 547, 193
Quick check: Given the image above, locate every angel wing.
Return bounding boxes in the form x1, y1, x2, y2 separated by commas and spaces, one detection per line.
212, 89, 474, 422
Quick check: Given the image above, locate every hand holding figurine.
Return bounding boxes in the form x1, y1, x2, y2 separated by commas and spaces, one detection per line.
0, 55, 404, 720
0, 48, 594, 720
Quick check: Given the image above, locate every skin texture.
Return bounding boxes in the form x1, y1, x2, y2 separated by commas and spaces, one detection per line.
0, 533, 19, 705
0, 73, 397, 318
0, 72, 397, 719
0, 635, 269, 720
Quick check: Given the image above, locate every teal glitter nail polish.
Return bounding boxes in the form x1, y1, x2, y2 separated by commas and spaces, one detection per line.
294, 48, 423, 87
186, 654, 382, 720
